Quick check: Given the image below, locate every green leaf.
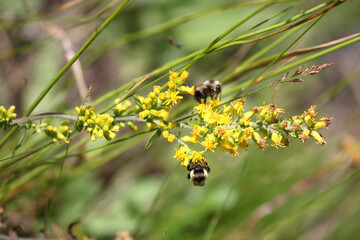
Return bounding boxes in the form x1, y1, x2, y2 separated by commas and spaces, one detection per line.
145, 129, 161, 149
133, 94, 143, 110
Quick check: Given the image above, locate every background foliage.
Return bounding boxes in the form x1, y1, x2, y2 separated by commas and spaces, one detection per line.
1, 0, 360, 239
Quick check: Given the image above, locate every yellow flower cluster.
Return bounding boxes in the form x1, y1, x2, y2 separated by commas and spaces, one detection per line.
174, 99, 331, 167
281, 105, 330, 146
1, 70, 331, 177
137, 71, 193, 123
44, 124, 71, 144
75, 105, 120, 141
173, 146, 205, 167
0, 105, 17, 129
162, 130, 176, 143
134, 71, 192, 139
113, 100, 132, 116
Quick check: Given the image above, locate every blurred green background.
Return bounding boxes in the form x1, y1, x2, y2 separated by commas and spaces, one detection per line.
1, 0, 360, 239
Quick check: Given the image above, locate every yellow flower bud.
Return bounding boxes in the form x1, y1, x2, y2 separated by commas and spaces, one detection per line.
159, 92, 166, 101
180, 70, 189, 81
127, 121, 138, 131
146, 122, 157, 130
95, 118, 102, 125
181, 136, 197, 143
163, 130, 169, 138
168, 134, 175, 142
243, 111, 255, 119
108, 131, 116, 140
107, 117, 114, 124
124, 100, 132, 108
313, 117, 331, 130
148, 92, 157, 99
271, 132, 283, 148
158, 121, 167, 130
143, 97, 152, 108
139, 110, 150, 119
168, 121, 177, 129
169, 71, 178, 81
310, 130, 326, 145
87, 119, 95, 125
111, 125, 120, 132
168, 81, 176, 90
97, 130, 104, 139
59, 125, 69, 133
91, 135, 96, 141
158, 110, 169, 121
150, 109, 159, 117
153, 86, 161, 94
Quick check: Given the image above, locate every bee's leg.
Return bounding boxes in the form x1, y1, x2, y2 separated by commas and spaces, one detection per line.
203, 91, 208, 104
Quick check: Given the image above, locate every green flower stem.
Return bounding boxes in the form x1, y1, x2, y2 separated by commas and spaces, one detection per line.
221, 32, 360, 84
0, 0, 133, 149
9, 113, 165, 127
266, 35, 360, 79
11, 113, 78, 125
220, 0, 336, 47
221, 26, 299, 84
225, 34, 360, 96
70, 128, 156, 174
86, 0, 296, 65
175, 137, 190, 149
249, 8, 327, 86
183, 2, 273, 71
90, 0, 333, 107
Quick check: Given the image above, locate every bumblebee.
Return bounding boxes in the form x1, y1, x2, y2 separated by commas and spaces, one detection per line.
194, 80, 222, 104
187, 159, 210, 186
